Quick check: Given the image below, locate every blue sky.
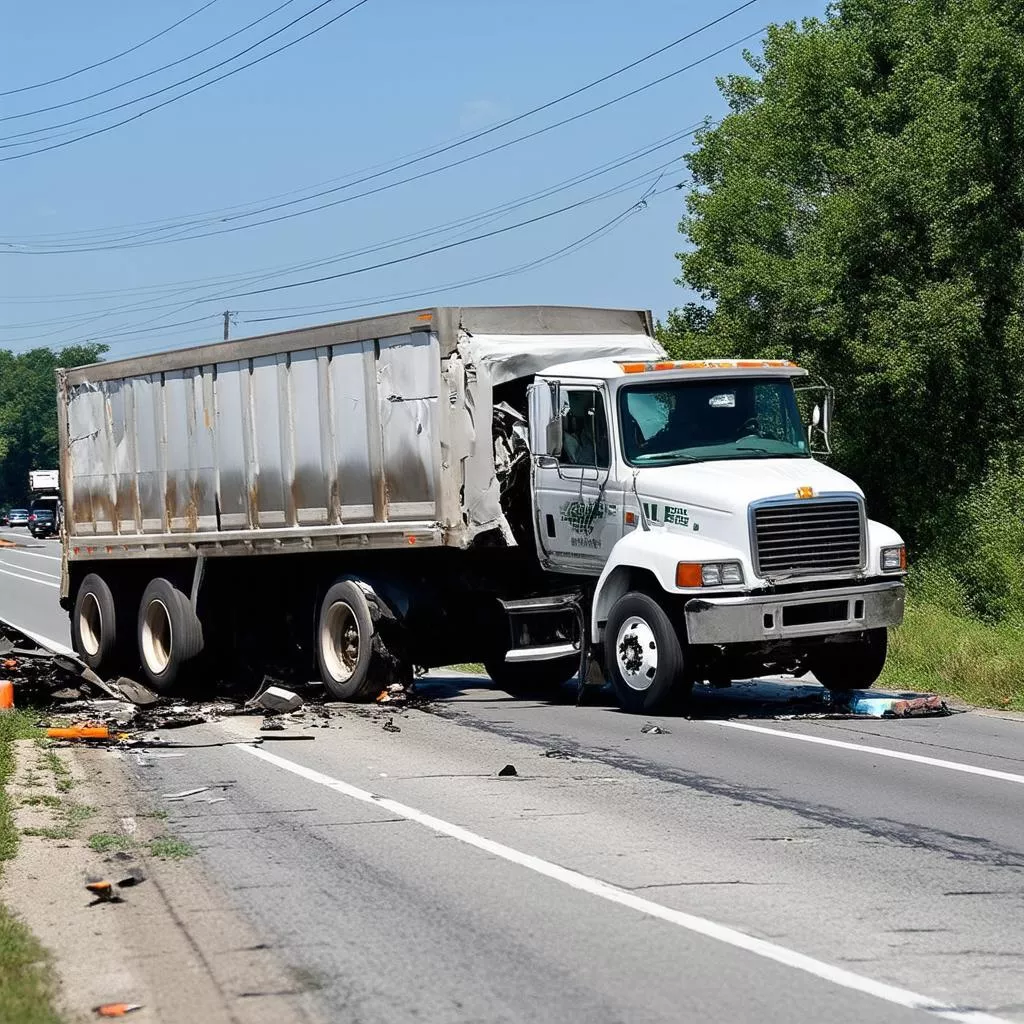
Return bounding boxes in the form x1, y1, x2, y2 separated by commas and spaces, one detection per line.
0, 0, 825, 359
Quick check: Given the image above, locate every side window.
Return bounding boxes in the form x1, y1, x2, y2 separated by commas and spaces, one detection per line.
559, 389, 609, 468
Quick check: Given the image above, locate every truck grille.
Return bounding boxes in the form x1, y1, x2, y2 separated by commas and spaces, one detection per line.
753, 498, 864, 577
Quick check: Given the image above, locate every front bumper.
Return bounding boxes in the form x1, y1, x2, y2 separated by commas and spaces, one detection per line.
684, 580, 905, 645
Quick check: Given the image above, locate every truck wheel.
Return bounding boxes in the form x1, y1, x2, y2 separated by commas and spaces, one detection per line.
810, 628, 888, 691
72, 574, 118, 674
316, 580, 377, 700
483, 655, 578, 698
605, 592, 685, 713
137, 578, 204, 693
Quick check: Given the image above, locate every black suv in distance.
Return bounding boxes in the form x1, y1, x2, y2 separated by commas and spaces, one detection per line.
28, 499, 58, 538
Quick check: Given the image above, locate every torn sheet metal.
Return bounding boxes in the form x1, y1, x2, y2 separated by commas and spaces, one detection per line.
456, 331, 662, 536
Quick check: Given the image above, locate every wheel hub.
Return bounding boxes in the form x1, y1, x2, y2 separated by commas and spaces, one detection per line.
322, 601, 361, 683
616, 617, 658, 691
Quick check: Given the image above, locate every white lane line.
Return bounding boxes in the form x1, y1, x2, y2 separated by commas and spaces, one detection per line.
0, 618, 73, 655
0, 565, 59, 589
0, 558, 58, 580
0, 546, 61, 562
711, 720, 1024, 786
237, 743, 1010, 1024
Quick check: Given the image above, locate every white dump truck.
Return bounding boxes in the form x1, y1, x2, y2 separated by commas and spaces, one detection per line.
56, 305, 905, 711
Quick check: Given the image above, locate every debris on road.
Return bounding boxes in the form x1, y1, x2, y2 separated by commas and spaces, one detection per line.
498, 764, 518, 777
543, 749, 572, 759
256, 685, 304, 714
382, 717, 401, 733
641, 723, 669, 735
113, 677, 160, 706
47, 725, 112, 741
85, 879, 123, 904
93, 1005, 143, 1018
822, 691, 950, 718
162, 787, 213, 801
376, 683, 408, 704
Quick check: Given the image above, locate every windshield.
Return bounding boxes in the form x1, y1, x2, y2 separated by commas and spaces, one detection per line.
619, 378, 810, 466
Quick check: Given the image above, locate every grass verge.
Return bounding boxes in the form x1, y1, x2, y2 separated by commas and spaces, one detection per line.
0, 709, 62, 1024
882, 601, 1024, 711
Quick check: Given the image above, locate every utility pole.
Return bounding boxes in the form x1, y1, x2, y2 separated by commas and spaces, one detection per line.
222, 310, 236, 341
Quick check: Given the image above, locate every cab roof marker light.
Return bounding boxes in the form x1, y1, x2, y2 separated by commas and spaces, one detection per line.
617, 359, 799, 374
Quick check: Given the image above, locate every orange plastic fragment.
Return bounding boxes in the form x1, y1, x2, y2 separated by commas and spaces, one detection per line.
94, 1005, 142, 1018
46, 725, 110, 740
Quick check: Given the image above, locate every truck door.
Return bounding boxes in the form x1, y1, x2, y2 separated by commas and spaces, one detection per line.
530, 383, 620, 573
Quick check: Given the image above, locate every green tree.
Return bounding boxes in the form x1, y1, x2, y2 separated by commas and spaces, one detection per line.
665, 0, 1024, 549
0, 344, 106, 506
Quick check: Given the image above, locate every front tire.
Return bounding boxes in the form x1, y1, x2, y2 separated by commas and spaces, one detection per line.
137, 578, 204, 693
605, 592, 686, 713
809, 628, 888, 690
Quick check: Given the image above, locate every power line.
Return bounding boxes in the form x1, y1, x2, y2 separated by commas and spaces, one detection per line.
2, 26, 755, 253
84, 187, 669, 356
0, 1, 223, 98
0, 125, 701, 323
0, 0, 376, 160
0, 0, 301, 122
27, 167, 681, 353
0, 0, 759, 239
10, 138, 692, 344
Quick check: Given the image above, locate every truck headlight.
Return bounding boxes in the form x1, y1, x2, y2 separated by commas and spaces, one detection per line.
881, 545, 906, 572
676, 562, 745, 588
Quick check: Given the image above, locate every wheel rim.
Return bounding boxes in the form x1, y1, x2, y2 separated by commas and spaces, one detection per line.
78, 592, 102, 658
616, 616, 658, 691
142, 599, 173, 675
321, 601, 361, 683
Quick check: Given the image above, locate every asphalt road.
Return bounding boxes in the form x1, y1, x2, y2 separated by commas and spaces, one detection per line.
2, 537, 1022, 1024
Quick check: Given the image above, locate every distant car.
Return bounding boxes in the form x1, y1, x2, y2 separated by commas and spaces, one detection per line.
7, 508, 29, 527
28, 508, 56, 538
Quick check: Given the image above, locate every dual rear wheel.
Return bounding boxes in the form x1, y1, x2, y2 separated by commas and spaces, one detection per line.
72, 574, 203, 693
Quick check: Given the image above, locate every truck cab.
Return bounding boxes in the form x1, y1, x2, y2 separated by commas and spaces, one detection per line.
522, 357, 906, 711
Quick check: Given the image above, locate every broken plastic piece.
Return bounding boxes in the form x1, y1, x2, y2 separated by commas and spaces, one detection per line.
94, 1005, 143, 1018
257, 686, 303, 714
47, 725, 110, 740
86, 880, 120, 903
113, 677, 160, 706
640, 723, 669, 735
162, 787, 209, 800
498, 764, 518, 777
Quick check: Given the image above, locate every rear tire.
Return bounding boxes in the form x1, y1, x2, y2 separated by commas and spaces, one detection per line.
483, 655, 578, 698
137, 578, 204, 693
809, 628, 888, 691
72, 574, 118, 674
605, 592, 686, 714
316, 580, 378, 701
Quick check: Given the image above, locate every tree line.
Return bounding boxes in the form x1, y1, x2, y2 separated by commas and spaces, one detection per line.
0, 345, 106, 507
662, 0, 1024, 621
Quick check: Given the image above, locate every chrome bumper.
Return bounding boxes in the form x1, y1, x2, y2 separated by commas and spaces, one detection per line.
684, 580, 905, 645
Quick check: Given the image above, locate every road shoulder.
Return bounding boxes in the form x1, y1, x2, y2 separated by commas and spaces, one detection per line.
1, 738, 323, 1024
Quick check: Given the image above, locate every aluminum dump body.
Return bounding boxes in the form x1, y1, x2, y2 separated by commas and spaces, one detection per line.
57, 306, 659, 571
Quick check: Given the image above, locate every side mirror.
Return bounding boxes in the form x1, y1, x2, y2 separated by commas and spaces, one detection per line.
545, 416, 563, 458
528, 379, 563, 457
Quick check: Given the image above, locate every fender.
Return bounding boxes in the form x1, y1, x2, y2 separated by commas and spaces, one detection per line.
591, 528, 746, 644
866, 519, 906, 575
